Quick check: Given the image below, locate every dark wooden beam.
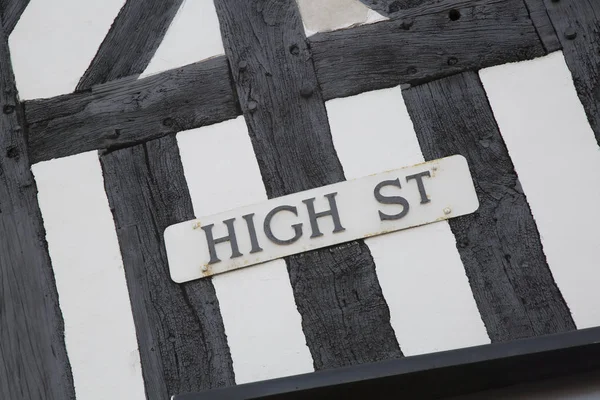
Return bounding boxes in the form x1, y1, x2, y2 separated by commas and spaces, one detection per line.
0, 0, 29, 35
213, 0, 402, 368
76, 0, 185, 91
523, 0, 560, 52
174, 327, 600, 400
24, 0, 544, 164
81, 4, 236, 396
100, 137, 235, 398
543, 0, 600, 147
311, 0, 545, 99
26, 56, 238, 163
0, 20, 75, 400
402, 71, 576, 342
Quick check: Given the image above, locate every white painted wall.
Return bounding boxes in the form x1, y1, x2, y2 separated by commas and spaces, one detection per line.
296, 0, 386, 37
33, 152, 146, 400
140, 0, 225, 78
9, 0, 126, 100
177, 117, 314, 384
326, 87, 490, 355
480, 52, 600, 329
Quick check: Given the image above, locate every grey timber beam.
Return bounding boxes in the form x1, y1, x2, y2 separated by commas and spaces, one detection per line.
100, 137, 235, 398
24, 0, 544, 163
402, 72, 576, 341
76, 0, 185, 91
543, 0, 600, 146
522, 0, 560, 52
26, 56, 238, 163
0, 20, 75, 400
213, 0, 402, 368
0, 0, 29, 35
311, 0, 545, 100
81, 4, 236, 396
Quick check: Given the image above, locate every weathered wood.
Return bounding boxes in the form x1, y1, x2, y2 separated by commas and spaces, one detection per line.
24, 0, 545, 163
311, 0, 545, 99
523, 0, 560, 52
543, 0, 600, 146
0, 21, 75, 400
26, 56, 238, 163
214, 0, 402, 368
0, 0, 29, 34
100, 136, 235, 398
403, 72, 576, 341
77, 0, 184, 91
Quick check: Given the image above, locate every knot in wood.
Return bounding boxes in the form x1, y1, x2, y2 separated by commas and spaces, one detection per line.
3, 104, 15, 114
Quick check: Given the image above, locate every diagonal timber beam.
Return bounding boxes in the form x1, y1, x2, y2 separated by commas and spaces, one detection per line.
0, 0, 29, 35
25, 0, 545, 164
76, 0, 185, 91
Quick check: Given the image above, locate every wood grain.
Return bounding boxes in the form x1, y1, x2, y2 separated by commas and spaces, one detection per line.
523, 0, 560, 52
0, 22, 75, 400
0, 0, 29, 34
312, 0, 545, 99
403, 72, 576, 341
26, 56, 238, 163
214, 0, 402, 368
100, 137, 235, 398
543, 0, 600, 146
77, 0, 185, 91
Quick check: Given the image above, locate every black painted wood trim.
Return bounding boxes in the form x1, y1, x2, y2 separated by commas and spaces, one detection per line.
402, 71, 576, 341
0, 21, 75, 400
25, 56, 239, 163
100, 137, 235, 398
542, 0, 600, 147
522, 0, 561, 53
213, 0, 402, 369
173, 327, 600, 399
76, 0, 185, 91
0, 0, 29, 35
311, 0, 545, 100
23, 0, 545, 164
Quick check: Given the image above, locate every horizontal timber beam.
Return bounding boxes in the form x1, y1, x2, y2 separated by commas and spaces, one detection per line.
24, 0, 547, 164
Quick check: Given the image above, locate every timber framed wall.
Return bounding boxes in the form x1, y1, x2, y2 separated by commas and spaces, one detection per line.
1, 0, 600, 399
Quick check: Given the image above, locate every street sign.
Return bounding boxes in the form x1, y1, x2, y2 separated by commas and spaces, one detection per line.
165, 155, 479, 283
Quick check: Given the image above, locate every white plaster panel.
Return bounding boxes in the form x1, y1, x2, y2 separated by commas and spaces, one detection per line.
9, 0, 126, 100
140, 0, 225, 78
326, 87, 490, 355
480, 52, 600, 329
296, 0, 386, 37
177, 117, 314, 383
32, 152, 145, 400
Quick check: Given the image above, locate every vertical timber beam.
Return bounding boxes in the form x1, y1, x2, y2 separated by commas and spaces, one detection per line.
403, 72, 576, 341
523, 0, 561, 52
100, 138, 235, 398
213, 0, 402, 369
80, 1, 235, 396
543, 0, 600, 146
0, 19, 75, 400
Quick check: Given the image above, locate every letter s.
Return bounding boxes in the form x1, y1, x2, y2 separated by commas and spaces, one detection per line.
374, 178, 410, 221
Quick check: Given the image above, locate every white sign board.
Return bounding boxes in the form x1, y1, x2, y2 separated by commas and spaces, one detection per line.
165, 155, 479, 283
